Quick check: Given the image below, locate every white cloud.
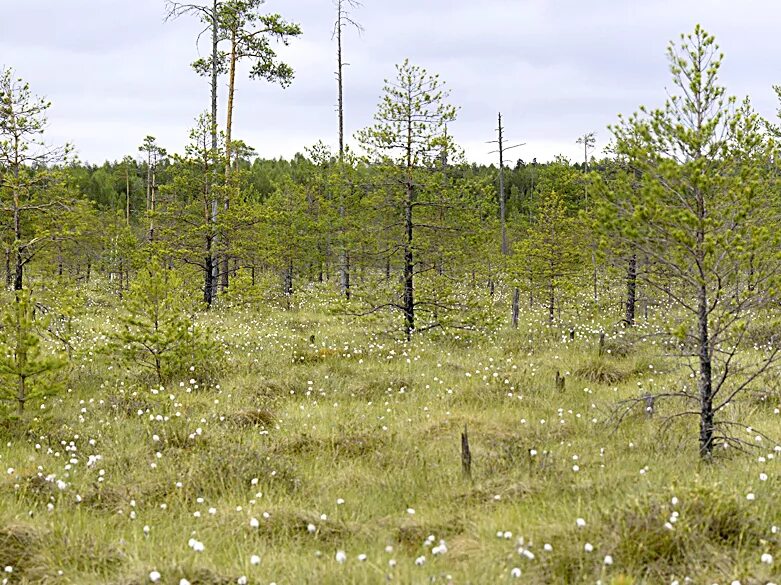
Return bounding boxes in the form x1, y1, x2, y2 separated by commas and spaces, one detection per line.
1, 0, 779, 165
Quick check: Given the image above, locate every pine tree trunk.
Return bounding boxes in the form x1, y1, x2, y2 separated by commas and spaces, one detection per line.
17, 375, 26, 415
126, 165, 131, 225
221, 28, 238, 293
696, 182, 713, 458
512, 287, 520, 328
209, 0, 220, 302
4, 246, 10, 289
625, 253, 637, 326
14, 205, 23, 291
548, 282, 554, 323
403, 179, 414, 341
336, 1, 351, 298
698, 280, 714, 458
148, 164, 156, 242
204, 236, 214, 306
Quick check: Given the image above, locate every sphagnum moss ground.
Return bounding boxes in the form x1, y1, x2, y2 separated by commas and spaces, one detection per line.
0, 288, 779, 585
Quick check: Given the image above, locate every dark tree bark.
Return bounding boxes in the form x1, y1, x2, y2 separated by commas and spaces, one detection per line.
625, 253, 637, 326
403, 178, 414, 340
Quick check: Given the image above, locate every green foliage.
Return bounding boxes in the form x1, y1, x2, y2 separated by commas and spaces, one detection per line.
218, 0, 302, 86
111, 262, 220, 385
512, 189, 585, 321
0, 290, 65, 414
594, 25, 781, 456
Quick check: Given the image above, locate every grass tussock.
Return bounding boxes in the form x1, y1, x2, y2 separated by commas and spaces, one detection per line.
575, 356, 629, 385
543, 485, 769, 583
0, 523, 44, 573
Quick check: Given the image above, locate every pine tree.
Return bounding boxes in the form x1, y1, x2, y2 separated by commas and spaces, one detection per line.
112, 262, 217, 384
356, 60, 458, 339
0, 290, 65, 414
597, 26, 781, 458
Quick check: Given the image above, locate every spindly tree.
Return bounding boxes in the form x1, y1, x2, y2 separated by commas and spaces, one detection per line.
218, 0, 301, 290
357, 60, 459, 339
0, 290, 65, 414
513, 189, 584, 323
333, 0, 362, 297
166, 0, 224, 299
163, 114, 224, 305
0, 67, 73, 290
138, 136, 167, 243
598, 26, 781, 458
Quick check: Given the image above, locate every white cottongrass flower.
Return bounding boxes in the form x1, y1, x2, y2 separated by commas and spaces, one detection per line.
584, 543, 593, 552
179, 580, 191, 585
511, 567, 522, 578
357, 554, 367, 561
604, 555, 613, 565
250, 554, 261, 565
432, 541, 448, 556
149, 571, 161, 582
519, 548, 535, 560
249, 517, 259, 528
576, 518, 586, 528
761, 552, 774, 564
415, 555, 426, 566
335, 550, 347, 564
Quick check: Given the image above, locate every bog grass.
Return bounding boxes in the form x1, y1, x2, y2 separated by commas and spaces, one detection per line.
0, 283, 779, 584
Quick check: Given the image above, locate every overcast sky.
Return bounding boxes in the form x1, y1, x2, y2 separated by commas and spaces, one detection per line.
1, 0, 779, 166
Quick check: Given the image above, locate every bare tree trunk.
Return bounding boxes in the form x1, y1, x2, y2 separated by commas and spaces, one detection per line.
146, 155, 151, 216
548, 282, 554, 323
204, 236, 215, 306
5, 246, 11, 288
13, 205, 23, 291
498, 113, 508, 256
512, 287, 520, 328
625, 253, 637, 326
336, 1, 350, 299
698, 279, 714, 458
125, 164, 131, 225
149, 165, 156, 242
221, 27, 238, 292
209, 0, 220, 302
17, 375, 26, 415
283, 259, 294, 298
403, 179, 414, 341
